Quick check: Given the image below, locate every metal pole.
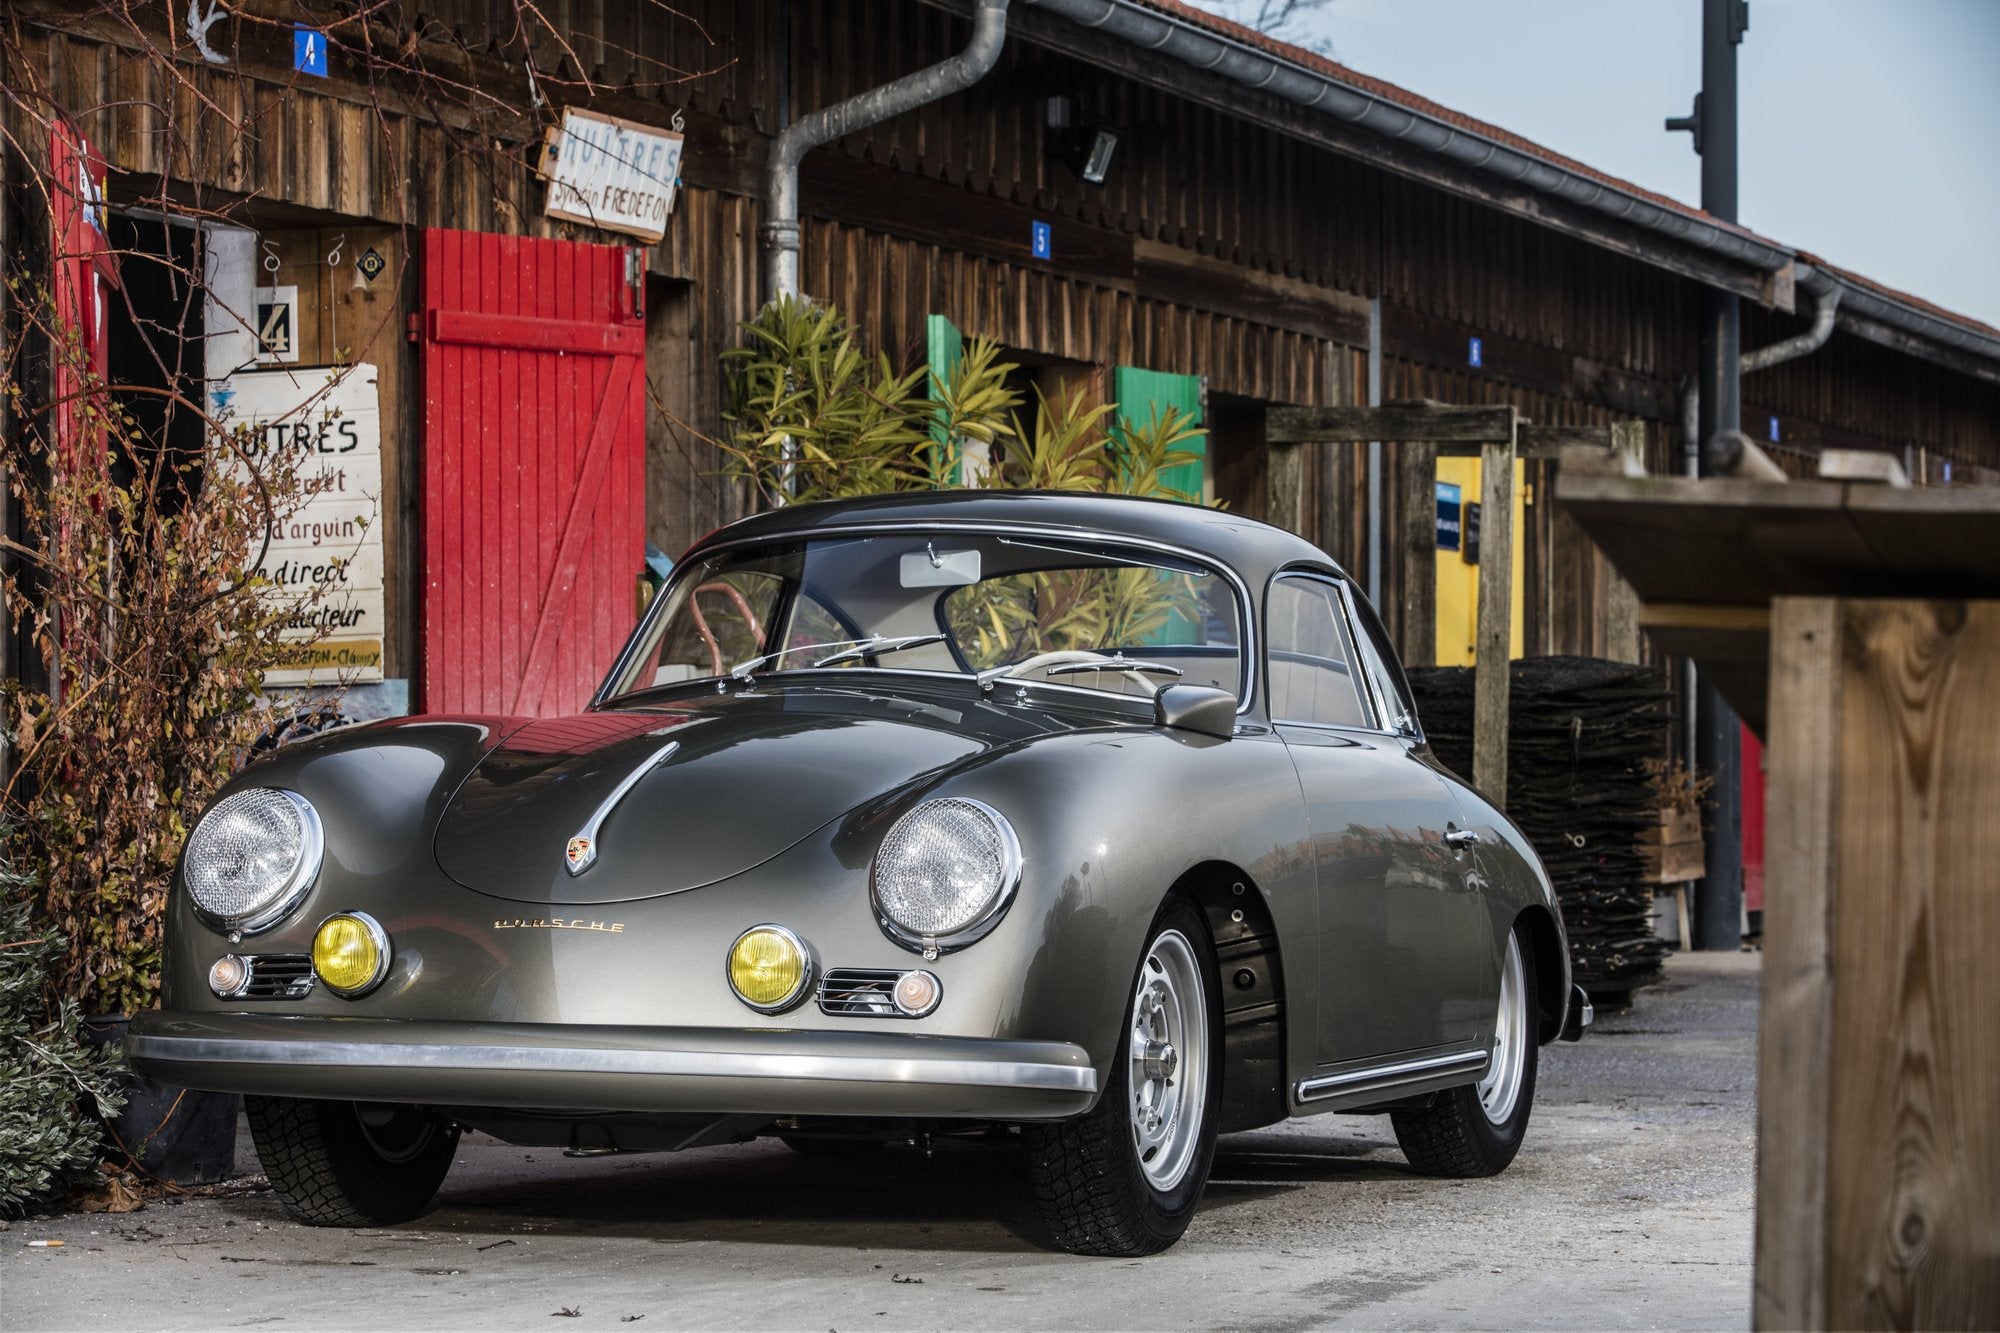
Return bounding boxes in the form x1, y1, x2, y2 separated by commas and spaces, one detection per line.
1686, 0, 1749, 950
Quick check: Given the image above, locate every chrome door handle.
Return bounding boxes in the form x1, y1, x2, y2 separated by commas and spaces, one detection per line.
1444, 828, 1480, 851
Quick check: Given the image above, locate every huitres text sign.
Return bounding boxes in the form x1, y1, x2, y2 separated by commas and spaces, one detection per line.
540, 108, 683, 243
213, 364, 385, 685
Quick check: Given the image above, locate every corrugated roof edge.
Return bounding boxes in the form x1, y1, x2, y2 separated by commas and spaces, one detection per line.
1022, 0, 2000, 371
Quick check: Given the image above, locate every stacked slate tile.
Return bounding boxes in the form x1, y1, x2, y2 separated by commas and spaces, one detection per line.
1406, 656, 1673, 1009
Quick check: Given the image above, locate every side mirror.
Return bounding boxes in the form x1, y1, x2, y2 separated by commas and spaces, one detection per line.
1154, 684, 1236, 739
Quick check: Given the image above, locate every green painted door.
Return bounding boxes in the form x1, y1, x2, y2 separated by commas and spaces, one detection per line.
926, 315, 964, 487
1113, 366, 1206, 501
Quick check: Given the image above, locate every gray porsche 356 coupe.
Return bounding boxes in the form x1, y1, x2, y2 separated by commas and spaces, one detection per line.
131, 491, 1587, 1256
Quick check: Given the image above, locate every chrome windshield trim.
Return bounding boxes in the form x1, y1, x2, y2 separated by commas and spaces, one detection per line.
1294, 1048, 1490, 1103
594, 521, 1259, 717
126, 1033, 1099, 1094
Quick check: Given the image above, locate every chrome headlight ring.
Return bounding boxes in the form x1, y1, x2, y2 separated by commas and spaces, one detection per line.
182, 788, 325, 936
869, 797, 1023, 957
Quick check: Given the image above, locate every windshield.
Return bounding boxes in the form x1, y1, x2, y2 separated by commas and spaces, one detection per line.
602, 533, 1244, 704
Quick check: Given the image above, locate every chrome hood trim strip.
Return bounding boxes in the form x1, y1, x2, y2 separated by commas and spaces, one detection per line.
565, 739, 680, 876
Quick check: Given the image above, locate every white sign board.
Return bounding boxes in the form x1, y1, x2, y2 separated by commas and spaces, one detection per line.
211, 364, 385, 685
540, 107, 682, 243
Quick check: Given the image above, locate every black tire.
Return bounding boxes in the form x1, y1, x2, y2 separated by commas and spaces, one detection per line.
1392, 926, 1539, 1177
246, 1096, 460, 1226
1023, 897, 1221, 1256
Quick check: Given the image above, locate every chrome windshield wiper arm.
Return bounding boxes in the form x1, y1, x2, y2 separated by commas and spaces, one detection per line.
810, 633, 947, 669
729, 637, 869, 680
1043, 655, 1185, 679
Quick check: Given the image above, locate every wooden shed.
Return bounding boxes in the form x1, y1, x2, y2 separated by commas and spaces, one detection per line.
5, 0, 1997, 718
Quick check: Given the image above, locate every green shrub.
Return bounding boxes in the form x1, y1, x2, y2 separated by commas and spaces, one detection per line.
0, 894, 125, 1216
720, 295, 1206, 506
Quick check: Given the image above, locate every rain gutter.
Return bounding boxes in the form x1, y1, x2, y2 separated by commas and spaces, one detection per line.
764, 0, 1010, 304
1023, 0, 2000, 379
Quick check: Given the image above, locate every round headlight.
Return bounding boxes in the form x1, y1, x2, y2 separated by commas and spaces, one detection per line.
727, 924, 812, 1013
182, 789, 324, 934
870, 798, 1021, 953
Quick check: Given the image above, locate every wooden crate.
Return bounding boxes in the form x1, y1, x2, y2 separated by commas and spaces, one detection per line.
1639, 807, 1705, 883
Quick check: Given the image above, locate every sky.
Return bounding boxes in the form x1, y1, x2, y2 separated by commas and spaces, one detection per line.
1186, 0, 2000, 329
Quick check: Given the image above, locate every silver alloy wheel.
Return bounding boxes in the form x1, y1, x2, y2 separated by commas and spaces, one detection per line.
1477, 931, 1528, 1125
1128, 927, 1208, 1191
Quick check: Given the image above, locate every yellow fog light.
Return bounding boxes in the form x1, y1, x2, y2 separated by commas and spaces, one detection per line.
727, 924, 812, 1013
312, 911, 390, 997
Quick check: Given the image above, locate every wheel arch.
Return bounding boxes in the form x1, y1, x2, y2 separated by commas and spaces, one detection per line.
1171, 860, 1288, 1134
1513, 904, 1570, 1045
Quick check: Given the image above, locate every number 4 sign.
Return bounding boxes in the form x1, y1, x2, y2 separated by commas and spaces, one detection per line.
254, 285, 300, 364
294, 25, 328, 77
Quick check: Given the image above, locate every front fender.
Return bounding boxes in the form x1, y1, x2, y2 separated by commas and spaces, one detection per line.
877, 724, 1313, 1089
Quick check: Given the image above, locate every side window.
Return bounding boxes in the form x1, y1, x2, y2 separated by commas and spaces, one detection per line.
1344, 587, 1422, 738
1266, 576, 1375, 728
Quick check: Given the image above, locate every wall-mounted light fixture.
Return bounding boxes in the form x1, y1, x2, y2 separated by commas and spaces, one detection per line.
1046, 96, 1120, 186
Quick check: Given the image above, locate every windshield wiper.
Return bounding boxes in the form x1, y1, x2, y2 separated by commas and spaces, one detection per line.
1042, 655, 1185, 680
810, 634, 947, 668
730, 634, 947, 680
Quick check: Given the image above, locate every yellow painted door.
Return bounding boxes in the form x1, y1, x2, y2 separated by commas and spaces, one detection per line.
1433, 455, 1526, 666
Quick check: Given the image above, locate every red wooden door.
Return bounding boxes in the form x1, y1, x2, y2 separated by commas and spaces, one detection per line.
421, 230, 645, 717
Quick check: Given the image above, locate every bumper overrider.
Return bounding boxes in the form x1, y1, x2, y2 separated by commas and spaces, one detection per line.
125, 1012, 1100, 1121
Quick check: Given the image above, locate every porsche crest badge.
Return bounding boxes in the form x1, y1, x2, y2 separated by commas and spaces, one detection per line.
564, 835, 597, 876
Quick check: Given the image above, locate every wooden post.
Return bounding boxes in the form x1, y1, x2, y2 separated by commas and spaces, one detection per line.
1267, 440, 1305, 537
1602, 420, 1645, 664
1471, 415, 1516, 801
1757, 597, 2000, 1330
1400, 440, 1437, 669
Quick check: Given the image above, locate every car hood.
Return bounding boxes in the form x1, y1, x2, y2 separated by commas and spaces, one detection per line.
432, 684, 1054, 905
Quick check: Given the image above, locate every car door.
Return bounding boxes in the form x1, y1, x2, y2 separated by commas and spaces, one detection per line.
1267, 571, 1495, 1066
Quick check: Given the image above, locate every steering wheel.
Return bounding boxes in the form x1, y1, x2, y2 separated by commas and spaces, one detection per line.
997, 650, 1166, 694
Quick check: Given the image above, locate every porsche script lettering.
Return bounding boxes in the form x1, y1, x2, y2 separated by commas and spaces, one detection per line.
493, 918, 626, 934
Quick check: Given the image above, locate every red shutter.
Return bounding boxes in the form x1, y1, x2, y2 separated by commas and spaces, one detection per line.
420, 230, 645, 717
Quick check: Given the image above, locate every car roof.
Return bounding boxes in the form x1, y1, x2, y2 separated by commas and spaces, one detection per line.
686, 490, 1347, 586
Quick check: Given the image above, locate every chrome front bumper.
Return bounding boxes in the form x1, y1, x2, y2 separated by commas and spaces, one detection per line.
126, 1012, 1100, 1121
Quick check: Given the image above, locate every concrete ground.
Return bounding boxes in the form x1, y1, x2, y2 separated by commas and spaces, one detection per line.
4, 950, 1759, 1332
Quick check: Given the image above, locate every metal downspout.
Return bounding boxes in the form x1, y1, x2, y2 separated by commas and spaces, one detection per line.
763, 0, 1011, 304
1740, 274, 1841, 375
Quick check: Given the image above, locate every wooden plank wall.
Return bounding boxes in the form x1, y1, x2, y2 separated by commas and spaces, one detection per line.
1760, 597, 2000, 1328
13, 0, 2000, 637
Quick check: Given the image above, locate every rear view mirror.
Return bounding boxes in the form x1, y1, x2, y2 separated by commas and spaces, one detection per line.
900, 546, 981, 587
1154, 684, 1236, 739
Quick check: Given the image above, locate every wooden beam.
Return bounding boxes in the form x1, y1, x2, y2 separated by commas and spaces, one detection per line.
1471, 418, 1516, 800
1516, 424, 1612, 457
1638, 603, 1772, 631
1758, 597, 1840, 1331
1602, 421, 1645, 664
1399, 440, 1437, 668
1268, 402, 1515, 445
1267, 441, 1305, 537
1757, 597, 2000, 1328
